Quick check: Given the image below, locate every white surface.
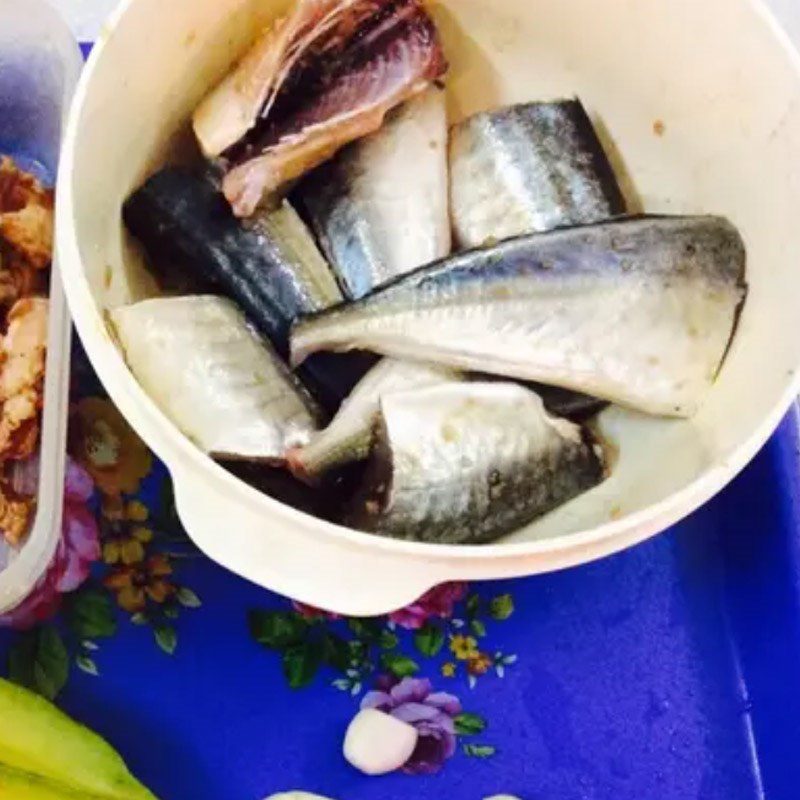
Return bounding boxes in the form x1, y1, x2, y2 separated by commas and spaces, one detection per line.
56, 0, 800, 615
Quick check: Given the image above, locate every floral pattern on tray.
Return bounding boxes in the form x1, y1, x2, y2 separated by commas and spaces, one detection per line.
0, 341, 518, 777
0, 340, 788, 800
248, 583, 517, 772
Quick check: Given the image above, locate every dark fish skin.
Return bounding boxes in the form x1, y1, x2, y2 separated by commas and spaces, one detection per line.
124, 168, 323, 346
526, 384, 607, 421
123, 167, 376, 411
449, 99, 627, 249
345, 383, 606, 544
298, 351, 379, 413
223, 458, 370, 523
220, 461, 344, 520
292, 216, 747, 418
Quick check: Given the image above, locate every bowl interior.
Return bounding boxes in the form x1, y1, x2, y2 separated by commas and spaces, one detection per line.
66, 0, 800, 545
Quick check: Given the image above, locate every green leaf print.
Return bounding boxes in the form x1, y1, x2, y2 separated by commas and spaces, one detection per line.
414, 624, 445, 657
9, 626, 69, 701
66, 588, 117, 640
454, 713, 486, 735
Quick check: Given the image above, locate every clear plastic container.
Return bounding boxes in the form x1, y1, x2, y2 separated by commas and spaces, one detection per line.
0, 0, 82, 614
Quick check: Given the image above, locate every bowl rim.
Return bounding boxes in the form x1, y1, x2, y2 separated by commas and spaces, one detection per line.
56, 0, 800, 565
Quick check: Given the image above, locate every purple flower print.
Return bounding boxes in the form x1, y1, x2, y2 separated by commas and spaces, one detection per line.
361, 677, 462, 774
0, 457, 99, 630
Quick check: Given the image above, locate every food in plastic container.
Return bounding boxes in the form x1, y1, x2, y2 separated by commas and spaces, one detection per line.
0, 0, 82, 614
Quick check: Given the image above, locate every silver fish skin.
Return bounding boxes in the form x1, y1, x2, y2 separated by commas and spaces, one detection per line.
111, 296, 321, 462
291, 216, 747, 418
249, 200, 345, 312
287, 358, 460, 481
449, 99, 626, 249
297, 87, 451, 300
346, 382, 605, 544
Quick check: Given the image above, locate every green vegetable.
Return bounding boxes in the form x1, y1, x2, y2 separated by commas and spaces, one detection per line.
0, 678, 156, 799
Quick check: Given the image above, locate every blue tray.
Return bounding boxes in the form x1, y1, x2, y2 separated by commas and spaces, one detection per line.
2, 340, 800, 800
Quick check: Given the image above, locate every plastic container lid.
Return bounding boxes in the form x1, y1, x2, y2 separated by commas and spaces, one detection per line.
0, 0, 83, 614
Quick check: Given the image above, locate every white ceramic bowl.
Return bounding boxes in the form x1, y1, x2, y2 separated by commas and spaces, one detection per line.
57, 0, 800, 615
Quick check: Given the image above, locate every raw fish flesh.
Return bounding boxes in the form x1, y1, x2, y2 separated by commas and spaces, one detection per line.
195, 0, 393, 158
192, 0, 448, 216
296, 86, 450, 299
346, 382, 605, 544
449, 99, 626, 249
292, 216, 747, 418
111, 296, 321, 462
